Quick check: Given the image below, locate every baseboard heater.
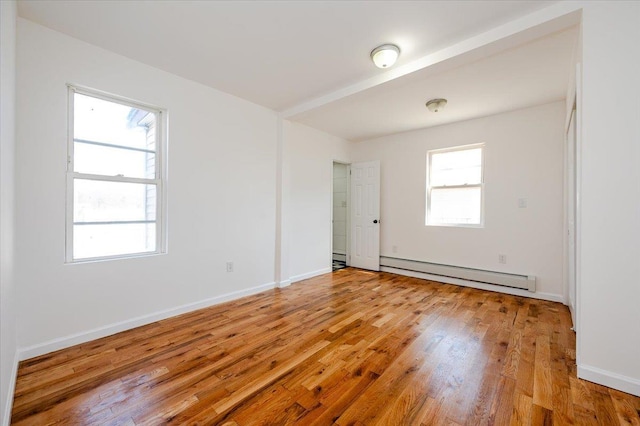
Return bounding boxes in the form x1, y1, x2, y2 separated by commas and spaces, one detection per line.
380, 256, 536, 292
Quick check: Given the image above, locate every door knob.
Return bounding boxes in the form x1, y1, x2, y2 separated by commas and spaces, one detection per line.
373, 219, 378, 224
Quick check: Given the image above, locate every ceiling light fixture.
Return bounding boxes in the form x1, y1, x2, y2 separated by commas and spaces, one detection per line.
370, 44, 400, 69
426, 98, 447, 112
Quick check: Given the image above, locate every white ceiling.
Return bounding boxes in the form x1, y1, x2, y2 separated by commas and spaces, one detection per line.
292, 26, 579, 141
17, 0, 579, 142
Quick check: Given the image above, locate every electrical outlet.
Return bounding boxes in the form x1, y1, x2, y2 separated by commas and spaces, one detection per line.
392, 245, 398, 253
226, 261, 234, 272
498, 254, 507, 264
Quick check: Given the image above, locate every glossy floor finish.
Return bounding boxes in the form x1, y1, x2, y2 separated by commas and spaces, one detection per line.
11, 269, 640, 425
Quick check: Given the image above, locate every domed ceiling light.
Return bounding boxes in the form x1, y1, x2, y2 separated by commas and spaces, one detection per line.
426, 98, 447, 112
370, 44, 400, 69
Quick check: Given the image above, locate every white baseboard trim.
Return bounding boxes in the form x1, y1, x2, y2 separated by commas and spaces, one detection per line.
380, 267, 564, 303
290, 267, 332, 283
18, 281, 276, 361
578, 364, 640, 397
276, 279, 292, 288
2, 350, 19, 426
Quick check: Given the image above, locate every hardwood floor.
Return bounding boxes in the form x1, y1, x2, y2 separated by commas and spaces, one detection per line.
11, 269, 640, 425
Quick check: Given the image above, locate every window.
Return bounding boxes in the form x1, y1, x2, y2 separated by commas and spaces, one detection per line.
426, 144, 484, 227
66, 86, 166, 262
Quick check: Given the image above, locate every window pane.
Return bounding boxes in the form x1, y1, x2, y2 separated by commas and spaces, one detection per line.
429, 187, 481, 225
74, 142, 155, 179
74, 93, 156, 151
74, 223, 156, 259
74, 179, 156, 223
431, 148, 482, 186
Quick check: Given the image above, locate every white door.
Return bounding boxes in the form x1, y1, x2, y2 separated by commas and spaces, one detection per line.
567, 108, 577, 327
350, 161, 380, 271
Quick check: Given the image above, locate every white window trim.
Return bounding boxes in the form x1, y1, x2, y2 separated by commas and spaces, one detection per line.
65, 84, 168, 263
425, 143, 485, 228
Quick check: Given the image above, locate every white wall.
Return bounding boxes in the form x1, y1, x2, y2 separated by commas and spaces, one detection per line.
8, 1, 640, 404
578, 1, 640, 396
15, 19, 278, 355
284, 121, 350, 281
351, 101, 565, 299
0, 1, 18, 423
332, 162, 348, 256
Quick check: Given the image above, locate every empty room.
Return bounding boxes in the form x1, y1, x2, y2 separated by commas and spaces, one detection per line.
1, 1, 639, 425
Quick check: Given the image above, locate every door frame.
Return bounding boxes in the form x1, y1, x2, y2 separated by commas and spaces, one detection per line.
574, 63, 582, 361
331, 161, 351, 267
562, 63, 582, 340
564, 102, 577, 327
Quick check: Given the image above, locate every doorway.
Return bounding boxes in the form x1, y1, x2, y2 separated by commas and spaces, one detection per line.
332, 162, 349, 270
331, 160, 382, 272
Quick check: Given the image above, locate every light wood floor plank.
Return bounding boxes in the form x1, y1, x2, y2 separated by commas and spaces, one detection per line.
11, 268, 639, 425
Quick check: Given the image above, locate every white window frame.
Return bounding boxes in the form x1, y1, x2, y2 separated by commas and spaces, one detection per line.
65, 85, 167, 263
426, 143, 485, 228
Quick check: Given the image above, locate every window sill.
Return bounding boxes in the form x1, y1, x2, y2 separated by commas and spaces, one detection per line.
65, 250, 166, 265
425, 223, 484, 229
